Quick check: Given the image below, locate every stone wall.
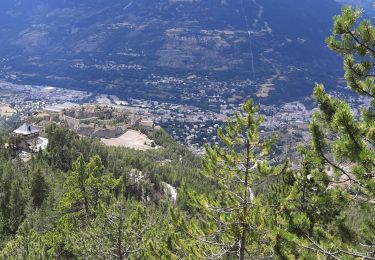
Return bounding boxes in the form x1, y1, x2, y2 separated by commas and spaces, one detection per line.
76, 125, 125, 138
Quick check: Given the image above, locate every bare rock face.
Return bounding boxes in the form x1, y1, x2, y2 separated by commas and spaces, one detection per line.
0, 0, 343, 106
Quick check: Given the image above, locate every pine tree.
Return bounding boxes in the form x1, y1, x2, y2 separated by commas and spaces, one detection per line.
0, 162, 26, 236
59, 154, 121, 219
306, 5, 375, 258
173, 100, 282, 259
68, 197, 166, 259
30, 169, 49, 208
265, 149, 350, 259
46, 123, 78, 171
44, 154, 122, 257
321, 5, 375, 197
0, 220, 48, 260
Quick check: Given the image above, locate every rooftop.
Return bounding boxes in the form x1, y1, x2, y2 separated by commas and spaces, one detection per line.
45, 102, 79, 113
13, 123, 39, 136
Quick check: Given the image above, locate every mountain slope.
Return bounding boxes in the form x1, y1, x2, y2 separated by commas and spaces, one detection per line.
0, 0, 343, 107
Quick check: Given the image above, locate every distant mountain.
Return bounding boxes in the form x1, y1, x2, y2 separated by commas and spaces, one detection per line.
0, 0, 344, 107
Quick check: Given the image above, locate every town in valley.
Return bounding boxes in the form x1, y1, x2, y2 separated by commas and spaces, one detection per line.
0, 79, 370, 156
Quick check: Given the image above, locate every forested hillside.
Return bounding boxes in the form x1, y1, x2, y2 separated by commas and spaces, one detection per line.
0, 99, 374, 259
0, 125, 209, 258
1, 5, 375, 260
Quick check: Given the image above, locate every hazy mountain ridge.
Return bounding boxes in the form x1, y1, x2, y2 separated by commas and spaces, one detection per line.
0, 0, 343, 107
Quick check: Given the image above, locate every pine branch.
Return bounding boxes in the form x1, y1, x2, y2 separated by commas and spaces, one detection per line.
346, 30, 375, 56
306, 237, 375, 260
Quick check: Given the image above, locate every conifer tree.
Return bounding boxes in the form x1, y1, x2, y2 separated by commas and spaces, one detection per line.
173, 100, 282, 259
68, 197, 165, 259
44, 154, 122, 257
0, 220, 47, 259
265, 149, 349, 259
30, 169, 49, 208
0, 162, 26, 236
306, 5, 375, 258
46, 123, 78, 171
59, 154, 121, 219
314, 5, 375, 198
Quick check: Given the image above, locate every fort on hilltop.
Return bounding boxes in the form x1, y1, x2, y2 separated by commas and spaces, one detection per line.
31, 103, 160, 150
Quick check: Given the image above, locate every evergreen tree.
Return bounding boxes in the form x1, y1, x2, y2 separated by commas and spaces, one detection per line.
315, 5, 375, 198
265, 149, 350, 259
46, 123, 78, 171
59, 154, 121, 219
30, 169, 49, 208
68, 197, 166, 259
173, 100, 281, 259
0, 220, 48, 260
306, 5, 375, 258
0, 162, 26, 236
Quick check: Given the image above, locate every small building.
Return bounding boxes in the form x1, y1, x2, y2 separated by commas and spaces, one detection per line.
12, 123, 48, 152
13, 123, 40, 139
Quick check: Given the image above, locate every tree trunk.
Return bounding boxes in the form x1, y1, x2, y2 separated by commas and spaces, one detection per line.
117, 205, 124, 260
240, 117, 252, 260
